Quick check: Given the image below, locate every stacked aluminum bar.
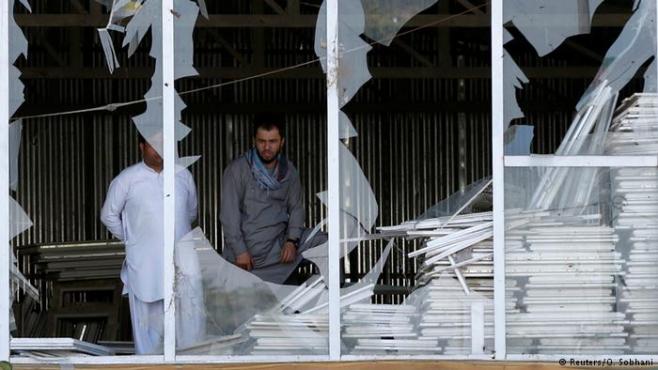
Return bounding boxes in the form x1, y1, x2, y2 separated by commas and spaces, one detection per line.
607, 93, 658, 353
11, 338, 115, 357
343, 304, 437, 355
506, 218, 628, 354
23, 241, 125, 281
242, 276, 328, 355
177, 334, 248, 355
415, 278, 494, 355
378, 211, 500, 354
245, 313, 328, 355
244, 276, 377, 355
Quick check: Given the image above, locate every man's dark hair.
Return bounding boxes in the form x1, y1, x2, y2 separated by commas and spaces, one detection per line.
253, 113, 285, 138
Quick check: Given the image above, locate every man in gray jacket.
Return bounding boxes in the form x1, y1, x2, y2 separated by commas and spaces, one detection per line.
220, 115, 326, 283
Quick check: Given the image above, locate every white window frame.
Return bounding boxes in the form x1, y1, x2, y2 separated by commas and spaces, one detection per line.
0, 0, 11, 361
2, 0, 658, 364
162, 0, 177, 362
326, 0, 342, 361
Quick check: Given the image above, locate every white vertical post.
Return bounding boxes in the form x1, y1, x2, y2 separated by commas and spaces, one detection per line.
326, 0, 341, 361
471, 302, 485, 355
162, 0, 176, 362
491, 0, 507, 360
0, 0, 10, 361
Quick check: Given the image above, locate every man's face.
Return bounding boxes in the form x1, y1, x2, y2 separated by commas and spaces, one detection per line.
139, 141, 163, 169
254, 127, 284, 164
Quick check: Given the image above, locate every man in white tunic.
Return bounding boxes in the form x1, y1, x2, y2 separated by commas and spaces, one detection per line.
101, 135, 199, 354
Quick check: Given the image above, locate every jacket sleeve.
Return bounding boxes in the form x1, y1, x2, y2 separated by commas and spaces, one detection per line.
286, 167, 305, 241
220, 163, 248, 256
100, 176, 128, 241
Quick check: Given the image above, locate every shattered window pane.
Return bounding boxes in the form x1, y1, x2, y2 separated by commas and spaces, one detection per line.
314, 0, 495, 355
505, 165, 658, 355
7, 0, 36, 337
503, 0, 657, 155
97, 0, 196, 167
170, 0, 331, 357
503, 0, 658, 356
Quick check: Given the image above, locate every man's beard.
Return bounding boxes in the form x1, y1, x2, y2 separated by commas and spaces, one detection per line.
257, 149, 279, 164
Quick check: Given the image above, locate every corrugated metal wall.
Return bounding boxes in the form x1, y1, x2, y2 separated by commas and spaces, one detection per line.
14, 110, 491, 246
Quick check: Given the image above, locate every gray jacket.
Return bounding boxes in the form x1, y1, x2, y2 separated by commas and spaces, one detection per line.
220, 155, 304, 269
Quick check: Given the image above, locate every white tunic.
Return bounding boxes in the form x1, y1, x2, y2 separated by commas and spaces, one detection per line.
101, 162, 198, 302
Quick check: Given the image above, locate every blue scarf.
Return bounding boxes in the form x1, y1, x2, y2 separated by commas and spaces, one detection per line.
247, 148, 288, 191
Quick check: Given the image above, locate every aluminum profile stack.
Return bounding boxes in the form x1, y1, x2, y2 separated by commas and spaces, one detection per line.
415, 278, 494, 355
177, 334, 248, 355
505, 218, 629, 354
245, 313, 328, 355
23, 241, 125, 281
607, 93, 658, 353
379, 211, 500, 354
242, 276, 328, 355
11, 338, 115, 357
343, 304, 438, 355
245, 277, 380, 354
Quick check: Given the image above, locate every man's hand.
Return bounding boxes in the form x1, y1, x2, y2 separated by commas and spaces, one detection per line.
236, 251, 253, 271
280, 242, 297, 263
